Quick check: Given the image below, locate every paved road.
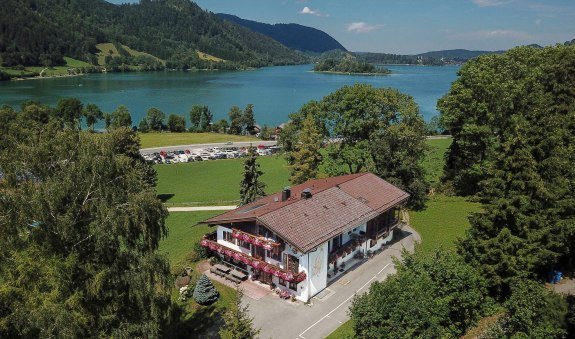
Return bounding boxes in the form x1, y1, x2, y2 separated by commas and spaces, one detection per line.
167, 206, 236, 212
140, 140, 278, 155
246, 226, 420, 339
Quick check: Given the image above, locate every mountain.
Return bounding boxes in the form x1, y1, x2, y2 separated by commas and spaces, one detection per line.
216, 13, 346, 53
416, 49, 504, 61
0, 0, 306, 68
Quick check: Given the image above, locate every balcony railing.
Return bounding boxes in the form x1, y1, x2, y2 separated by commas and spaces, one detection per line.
232, 228, 280, 251
328, 234, 366, 264
200, 237, 306, 283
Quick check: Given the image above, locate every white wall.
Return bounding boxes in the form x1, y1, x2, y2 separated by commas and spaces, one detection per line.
216, 225, 251, 255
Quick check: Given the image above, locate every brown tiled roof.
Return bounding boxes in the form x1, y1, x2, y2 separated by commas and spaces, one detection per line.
203, 173, 409, 253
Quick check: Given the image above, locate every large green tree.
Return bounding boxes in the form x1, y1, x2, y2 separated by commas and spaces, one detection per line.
146, 107, 165, 131
228, 106, 243, 135
0, 114, 171, 337
239, 146, 266, 206
284, 84, 428, 208
56, 97, 83, 129
167, 114, 186, 132
449, 45, 575, 297
110, 105, 133, 129
350, 250, 491, 338
83, 103, 104, 131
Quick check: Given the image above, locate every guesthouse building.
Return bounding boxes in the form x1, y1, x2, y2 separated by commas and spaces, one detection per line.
200, 172, 409, 302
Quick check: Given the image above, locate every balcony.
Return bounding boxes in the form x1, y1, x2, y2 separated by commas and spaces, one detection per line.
200, 237, 306, 283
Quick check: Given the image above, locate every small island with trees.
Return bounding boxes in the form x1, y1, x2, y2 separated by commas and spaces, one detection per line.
313, 58, 391, 75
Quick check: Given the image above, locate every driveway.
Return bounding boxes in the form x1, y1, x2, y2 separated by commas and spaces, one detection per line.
245, 226, 420, 339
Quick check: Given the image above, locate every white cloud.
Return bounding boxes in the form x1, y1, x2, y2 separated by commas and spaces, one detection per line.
472, 0, 513, 7
535, 18, 542, 25
300, 6, 315, 14
298, 6, 328, 17
346, 22, 384, 34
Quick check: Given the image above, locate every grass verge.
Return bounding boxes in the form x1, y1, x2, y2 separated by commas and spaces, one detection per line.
139, 132, 258, 149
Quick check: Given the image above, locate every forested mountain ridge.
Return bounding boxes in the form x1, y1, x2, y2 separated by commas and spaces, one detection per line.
0, 0, 306, 69
217, 13, 347, 53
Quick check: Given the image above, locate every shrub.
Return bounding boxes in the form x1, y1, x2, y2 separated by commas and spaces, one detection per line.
193, 274, 219, 305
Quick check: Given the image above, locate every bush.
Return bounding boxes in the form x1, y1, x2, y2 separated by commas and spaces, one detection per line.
193, 274, 219, 305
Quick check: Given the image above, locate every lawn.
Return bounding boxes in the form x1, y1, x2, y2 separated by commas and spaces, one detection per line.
139, 132, 258, 148
160, 211, 238, 337
155, 155, 290, 206
422, 138, 451, 186
159, 211, 222, 264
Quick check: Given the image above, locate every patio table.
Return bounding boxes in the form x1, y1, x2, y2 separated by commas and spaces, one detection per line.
230, 270, 247, 280
214, 264, 231, 273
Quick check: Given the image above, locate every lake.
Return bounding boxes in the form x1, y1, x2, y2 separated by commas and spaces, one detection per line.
0, 64, 459, 127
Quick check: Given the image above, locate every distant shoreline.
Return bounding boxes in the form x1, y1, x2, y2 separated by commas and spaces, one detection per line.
12, 73, 86, 81
311, 70, 391, 76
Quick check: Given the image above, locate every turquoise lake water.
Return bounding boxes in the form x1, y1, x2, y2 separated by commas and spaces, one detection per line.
0, 64, 459, 127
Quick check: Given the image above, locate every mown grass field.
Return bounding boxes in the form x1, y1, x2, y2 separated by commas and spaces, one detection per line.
155, 155, 290, 206
139, 132, 258, 149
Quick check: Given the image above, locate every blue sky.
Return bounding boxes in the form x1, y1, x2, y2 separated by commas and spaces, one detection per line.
106, 0, 575, 54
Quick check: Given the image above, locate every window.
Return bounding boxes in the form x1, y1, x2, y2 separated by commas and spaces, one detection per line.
279, 278, 286, 286
267, 247, 281, 261
238, 240, 251, 250
289, 282, 298, 291
223, 230, 235, 244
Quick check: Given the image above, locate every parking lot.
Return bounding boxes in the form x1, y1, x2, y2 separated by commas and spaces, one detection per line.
141, 144, 282, 164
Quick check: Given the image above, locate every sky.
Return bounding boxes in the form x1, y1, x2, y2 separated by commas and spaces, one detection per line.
105, 0, 575, 54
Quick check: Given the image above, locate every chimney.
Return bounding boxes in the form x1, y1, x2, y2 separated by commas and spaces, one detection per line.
301, 188, 312, 199
281, 187, 291, 202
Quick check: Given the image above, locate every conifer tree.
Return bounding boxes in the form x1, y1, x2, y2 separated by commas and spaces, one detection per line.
219, 289, 261, 339
239, 146, 267, 205
289, 114, 322, 185
192, 274, 219, 305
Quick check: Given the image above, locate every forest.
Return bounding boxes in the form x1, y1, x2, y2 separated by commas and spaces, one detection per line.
0, 0, 306, 70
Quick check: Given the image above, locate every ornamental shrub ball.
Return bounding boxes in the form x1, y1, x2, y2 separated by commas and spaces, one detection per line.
193, 274, 219, 305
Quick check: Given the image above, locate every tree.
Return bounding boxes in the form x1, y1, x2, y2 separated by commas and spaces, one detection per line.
167, 114, 186, 132
219, 289, 260, 339
56, 97, 83, 128
103, 112, 112, 130
200, 106, 213, 132
289, 114, 322, 185
110, 105, 132, 129
192, 274, 219, 305
146, 107, 165, 131
503, 279, 567, 338
350, 250, 491, 338
242, 104, 255, 135
259, 124, 272, 140
213, 118, 229, 134
228, 105, 243, 135
452, 46, 575, 298
239, 146, 266, 206
189, 105, 203, 131
286, 84, 429, 208
138, 118, 150, 132
0, 115, 172, 337
83, 103, 103, 131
